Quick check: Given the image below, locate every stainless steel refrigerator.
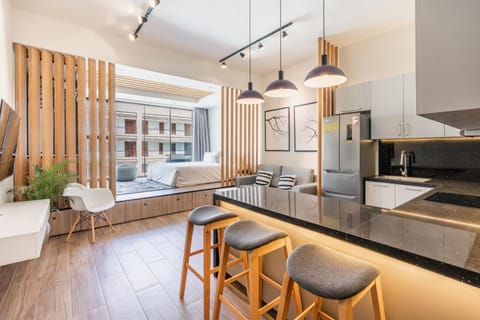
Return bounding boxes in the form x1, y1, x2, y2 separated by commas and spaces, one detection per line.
322, 112, 375, 203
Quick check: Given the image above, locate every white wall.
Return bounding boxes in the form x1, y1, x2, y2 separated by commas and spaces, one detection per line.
0, 0, 14, 205
340, 25, 415, 85
11, 8, 263, 91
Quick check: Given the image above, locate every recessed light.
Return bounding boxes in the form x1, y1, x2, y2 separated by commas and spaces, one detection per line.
221, 62, 227, 69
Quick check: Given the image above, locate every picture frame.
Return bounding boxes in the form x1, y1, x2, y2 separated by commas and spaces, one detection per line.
264, 107, 290, 151
294, 102, 318, 152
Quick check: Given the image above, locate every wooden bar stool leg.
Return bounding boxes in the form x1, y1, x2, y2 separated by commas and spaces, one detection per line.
312, 296, 323, 320
203, 225, 212, 320
284, 238, 303, 315
371, 277, 386, 320
90, 214, 95, 243
179, 221, 194, 298
277, 272, 294, 320
65, 213, 81, 242
241, 251, 250, 297
248, 251, 261, 320
338, 299, 354, 320
213, 241, 230, 320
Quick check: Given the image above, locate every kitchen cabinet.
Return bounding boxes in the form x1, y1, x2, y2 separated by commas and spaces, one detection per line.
193, 190, 214, 207
334, 81, 371, 114
163, 193, 193, 214
371, 73, 444, 139
366, 181, 433, 209
365, 181, 395, 209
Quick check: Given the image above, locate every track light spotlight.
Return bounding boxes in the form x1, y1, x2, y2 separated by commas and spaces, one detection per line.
221, 62, 227, 69
258, 42, 264, 51
128, 33, 137, 42
150, 0, 160, 8
240, 52, 247, 59
282, 30, 288, 39
138, 16, 147, 24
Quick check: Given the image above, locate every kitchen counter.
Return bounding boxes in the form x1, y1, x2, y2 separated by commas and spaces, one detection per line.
214, 185, 480, 287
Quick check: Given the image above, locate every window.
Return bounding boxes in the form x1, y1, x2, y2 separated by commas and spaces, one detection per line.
171, 123, 177, 135
159, 122, 165, 134
124, 141, 136, 157
171, 143, 176, 155
142, 120, 148, 135
142, 141, 148, 156
185, 142, 192, 156
184, 123, 192, 136
159, 143, 163, 154
125, 119, 136, 134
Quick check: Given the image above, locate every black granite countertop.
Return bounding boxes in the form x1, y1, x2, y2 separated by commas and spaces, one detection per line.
214, 185, 480, 287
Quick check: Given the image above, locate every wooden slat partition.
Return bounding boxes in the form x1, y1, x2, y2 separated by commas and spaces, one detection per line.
14, 45, 28, 187
14, 44, 116, 197
317, 37, 341, 194
220, 86, 259, 186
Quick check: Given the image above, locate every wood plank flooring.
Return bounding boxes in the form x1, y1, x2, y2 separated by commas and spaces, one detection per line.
0, 212, 256, 320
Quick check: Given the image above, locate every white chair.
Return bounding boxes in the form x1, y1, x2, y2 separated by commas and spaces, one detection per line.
63, 185, 116, 243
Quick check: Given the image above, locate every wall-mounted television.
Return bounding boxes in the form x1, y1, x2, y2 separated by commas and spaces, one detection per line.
0, 100, 20, 183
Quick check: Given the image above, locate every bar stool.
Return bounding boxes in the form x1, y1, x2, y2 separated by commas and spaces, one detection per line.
213, 220, 302, 320
277, 243, 386, 320
179, 205, 239, 320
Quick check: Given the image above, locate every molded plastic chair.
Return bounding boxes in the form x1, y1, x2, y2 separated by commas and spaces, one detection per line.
63, 186, 116, 243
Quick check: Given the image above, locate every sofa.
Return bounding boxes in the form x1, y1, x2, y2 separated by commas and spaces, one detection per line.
234, 164, 317, 195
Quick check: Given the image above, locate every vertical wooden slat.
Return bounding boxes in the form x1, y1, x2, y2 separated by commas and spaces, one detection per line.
317, 37, 324, 195
14, 44, 28, 187
235, 89, 240, 181
54, 53, 65, 165
98, 61, 107, 188
243, 104, 247, 175
108, 63, 116, 195
88, 59, 98, 188
230, 88, 235, 185
254, 104, 258, 173
221, 87, 225, 186
41, 50, 54, 169
247, 103, 251, 174
77, 57, 87, 185
28, 47, 41, 177
65, 55, 77, 175
225, 87, 229, 186
250, 104, 254, 174
239, 103, 243, 175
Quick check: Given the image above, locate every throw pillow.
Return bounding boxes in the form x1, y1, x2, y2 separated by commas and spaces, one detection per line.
255, 170, 274, 186
278, 175, 296, 190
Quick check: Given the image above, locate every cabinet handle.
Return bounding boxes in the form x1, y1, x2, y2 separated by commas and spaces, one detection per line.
372, 184, 388, 188
340, 107, 362, 113
177, 198, 180, 201
404, 187, 423, 192
405, 123, 410, 136
397, 123, 402, 137
143, 202, 147, 206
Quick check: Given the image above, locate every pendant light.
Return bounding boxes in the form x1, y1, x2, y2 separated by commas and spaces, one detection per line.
265, 0, 298, 98
304, 0, 347, 88
237, 0, 264, 105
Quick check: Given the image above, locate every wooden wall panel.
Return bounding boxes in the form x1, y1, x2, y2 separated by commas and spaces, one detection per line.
28, 47, 41, 177
41, 50, 54, 169
88, 59, 98, 188
98, 61, 107, 188
77, 57, 87, 185
65, 55, 77, 175
54, 53, 65, 165
14, 44, 28, 187
108, 63, 116, 196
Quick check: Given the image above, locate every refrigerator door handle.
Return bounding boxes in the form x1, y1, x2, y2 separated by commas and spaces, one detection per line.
324, 170, 357, 176
324, 191, 356, 200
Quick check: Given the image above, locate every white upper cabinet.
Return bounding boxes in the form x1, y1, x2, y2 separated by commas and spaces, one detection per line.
334, 82, 372, 114
371, 75, 404, 139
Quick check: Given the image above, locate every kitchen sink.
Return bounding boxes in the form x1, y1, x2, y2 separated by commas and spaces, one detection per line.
377, 175, 432, 183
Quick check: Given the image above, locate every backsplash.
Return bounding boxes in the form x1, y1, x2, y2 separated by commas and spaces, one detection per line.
379, 139, 480, 181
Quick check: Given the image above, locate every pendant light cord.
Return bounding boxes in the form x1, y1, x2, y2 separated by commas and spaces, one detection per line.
279, 0, 282, 70
248, 0, 252, 82
322, 0, 326, 55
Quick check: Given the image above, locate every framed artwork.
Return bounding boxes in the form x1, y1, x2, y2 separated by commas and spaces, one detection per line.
294, 102, 318, 152
264, 107, 290, 151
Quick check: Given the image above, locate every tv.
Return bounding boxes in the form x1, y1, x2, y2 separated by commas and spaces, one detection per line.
0, 100, 20, 182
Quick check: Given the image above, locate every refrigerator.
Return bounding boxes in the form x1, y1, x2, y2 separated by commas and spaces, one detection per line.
322, 112, 375, 203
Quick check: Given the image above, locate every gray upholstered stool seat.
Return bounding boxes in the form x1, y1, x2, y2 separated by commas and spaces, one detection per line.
287, 243, 379, 300
224, 220, 288, 251
188, 205, 237, 226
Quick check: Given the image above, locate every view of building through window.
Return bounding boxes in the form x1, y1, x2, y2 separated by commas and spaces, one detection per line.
116, 102, 193, 176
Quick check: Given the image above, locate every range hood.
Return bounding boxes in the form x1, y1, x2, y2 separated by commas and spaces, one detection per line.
415, 0, 480, 131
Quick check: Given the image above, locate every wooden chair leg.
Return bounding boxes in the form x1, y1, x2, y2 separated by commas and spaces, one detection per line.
65, 213, 81, 242
101, 211, 115, 232
179, 221, 194, 299
90, 214, 96, 243
371, 277, 386, 320
203, 226, 212, 320
277, 272, 294, 320
248, 252, 261, 320
338, 299, 354, 320
213, 241, 230, 320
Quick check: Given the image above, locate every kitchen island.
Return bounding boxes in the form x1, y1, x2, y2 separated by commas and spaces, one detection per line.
214, 185, 480, 320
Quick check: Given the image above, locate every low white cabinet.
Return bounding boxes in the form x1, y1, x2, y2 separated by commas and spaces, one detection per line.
366, 181, 432, 209
0, 199, 50, 266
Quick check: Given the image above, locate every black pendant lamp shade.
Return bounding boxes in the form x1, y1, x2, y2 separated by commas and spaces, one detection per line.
238, 0, 264, 105
304, 0, 347, 88
265, 0, 297, 98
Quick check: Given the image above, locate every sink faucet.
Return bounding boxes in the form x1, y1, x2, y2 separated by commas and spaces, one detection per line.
399, 150, 408, 176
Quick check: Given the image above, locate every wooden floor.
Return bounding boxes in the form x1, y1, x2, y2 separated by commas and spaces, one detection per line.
0, 212, 255, 320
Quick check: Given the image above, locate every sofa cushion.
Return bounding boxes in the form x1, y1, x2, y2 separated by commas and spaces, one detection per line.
278, 175, 296, 190
255, 170, 274, 186
281, 166, 314, 186
258, 164, 282, 187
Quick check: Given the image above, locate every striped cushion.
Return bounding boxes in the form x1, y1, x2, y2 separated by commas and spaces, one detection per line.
278, 175, 296, 190
255, 170, 274, 186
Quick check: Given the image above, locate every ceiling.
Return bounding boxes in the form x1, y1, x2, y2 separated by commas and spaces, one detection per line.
12, 0, 414, 74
